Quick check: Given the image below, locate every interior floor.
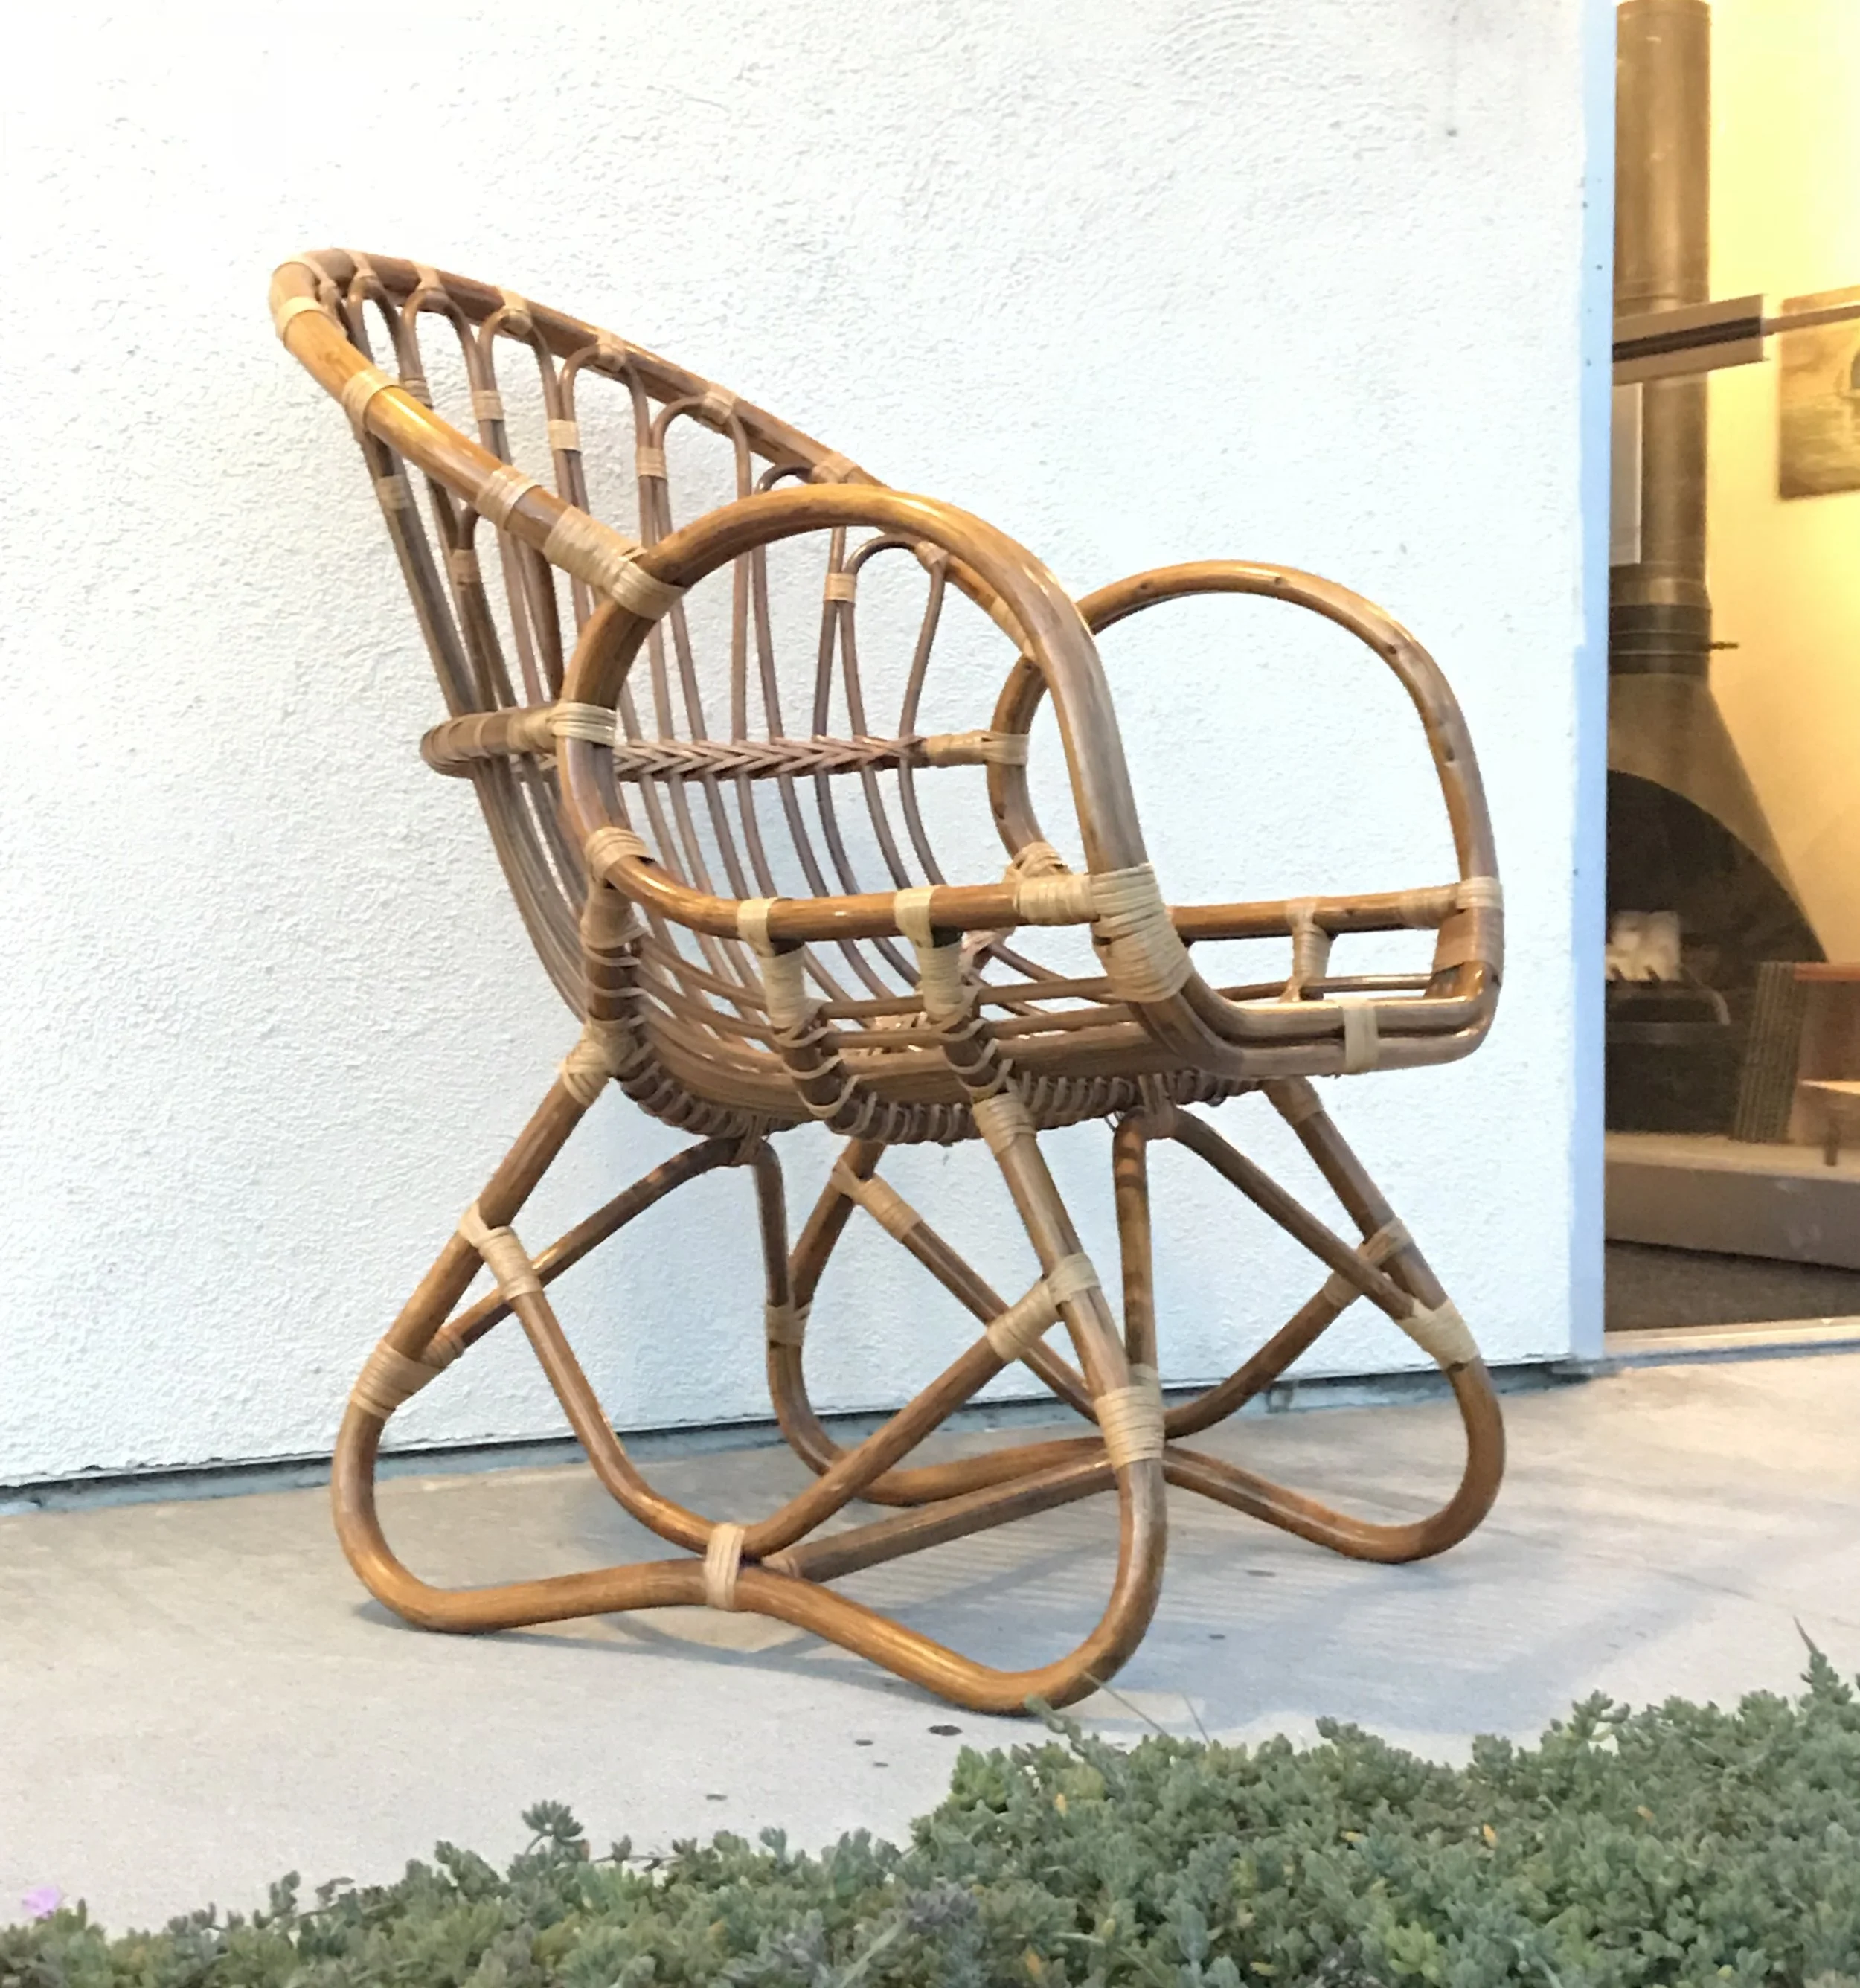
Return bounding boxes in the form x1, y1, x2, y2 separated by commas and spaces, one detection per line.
1605, 1240, 1860, 1330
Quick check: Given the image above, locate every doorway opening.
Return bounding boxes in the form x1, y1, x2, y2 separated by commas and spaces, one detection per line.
1604, 0, 1860, 1330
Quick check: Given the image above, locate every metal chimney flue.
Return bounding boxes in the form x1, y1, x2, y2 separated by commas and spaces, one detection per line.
1613, 0, 1712, 672
1610, 0, 1793, 894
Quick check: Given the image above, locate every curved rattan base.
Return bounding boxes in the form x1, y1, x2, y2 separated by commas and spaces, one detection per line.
330, 1051, 1502, 1713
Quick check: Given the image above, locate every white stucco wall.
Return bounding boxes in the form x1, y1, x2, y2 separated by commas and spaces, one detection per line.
0, 0, 1596, 1485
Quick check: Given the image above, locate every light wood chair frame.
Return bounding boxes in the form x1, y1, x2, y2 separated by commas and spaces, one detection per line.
273, 250, 1506, 1713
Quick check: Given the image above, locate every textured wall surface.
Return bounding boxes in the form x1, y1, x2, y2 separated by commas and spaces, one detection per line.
0, 1, 1594, 1483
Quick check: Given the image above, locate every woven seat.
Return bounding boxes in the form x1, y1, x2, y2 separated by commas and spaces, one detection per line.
275, 248, 1507, 1711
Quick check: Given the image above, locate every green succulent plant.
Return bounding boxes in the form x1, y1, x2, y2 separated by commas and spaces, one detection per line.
8, 1652, 1859, 1987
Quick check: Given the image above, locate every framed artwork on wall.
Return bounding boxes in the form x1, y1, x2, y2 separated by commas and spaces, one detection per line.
1778, 283, 1860, 498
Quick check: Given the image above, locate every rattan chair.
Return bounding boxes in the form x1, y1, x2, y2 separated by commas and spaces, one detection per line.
272, 250, 1506, 1713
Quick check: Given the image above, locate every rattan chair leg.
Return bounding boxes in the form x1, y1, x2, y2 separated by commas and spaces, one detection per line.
330, 1060, 1167, 1710
431, 1141, 740, 1363
756, 1084, 1501, 1573
1160, 1373, 1504, 1563
1108, 1096, 1504, 1562
1112, 1112, 1161, 1375
763, 1139, 1097, 1509
334, 1392, 1160, 1711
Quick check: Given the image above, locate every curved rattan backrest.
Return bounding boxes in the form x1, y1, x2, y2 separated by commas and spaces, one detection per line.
275, 250, 1054, 1027
275, 250, 1501, 1101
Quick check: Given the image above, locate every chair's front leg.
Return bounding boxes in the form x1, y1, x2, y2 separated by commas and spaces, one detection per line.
329, 1038, 1163, 1710
330, 1012, 751, 1620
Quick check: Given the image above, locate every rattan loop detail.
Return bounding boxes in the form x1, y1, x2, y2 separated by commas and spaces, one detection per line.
914, 943, 966, 1020
892, 886, 938, 949
585, 824, 650, 874
1007, 865, 1192, 1002
1013, 873, 1096, 926
273, 295, 328, 339
762, 951, 818, 1033
1286, 897, 1332, 987
737, 897, 777, 952
764, 1300, 810, 1347
1404, 1299, 1478, 1367
1373, 1216, 1413, 1257
739, 908, 819, 1034
551, 702, 619, 746
350, 1339, 455, 1420
1045, 1254, 1100, 1309
557, 1019, 632, 1107
1090, 865, 1193, 1005
702, 1522, 746, 1610
339, 364, 398, 435
1097, 1379, 1166, 1470
823, 571, 857, 603
1007, 841, 1069, 879
984, 1283, 1060, 1362
972, 1091, 1034, 1157
919, 730, 1030, 767
1274, 1077, 1324, 1125
477, 464, 540, 530
1318, 1215, 1414, 1308
1433, 910, 1503, 972
833, 1164, 920, 1241
983, 1251, 1100, 1362
547, 418, 580, 453
541, 508, 685, 620
458, 1201, 542, 1303
1340, 1001, 1381, 1074
1397, 889, 1437, 927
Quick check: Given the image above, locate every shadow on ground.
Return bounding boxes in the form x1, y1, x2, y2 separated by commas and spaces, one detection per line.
3, 1355, 1857, 1924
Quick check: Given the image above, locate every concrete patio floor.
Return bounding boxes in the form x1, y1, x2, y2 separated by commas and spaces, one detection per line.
5, 1350, 1859, 1929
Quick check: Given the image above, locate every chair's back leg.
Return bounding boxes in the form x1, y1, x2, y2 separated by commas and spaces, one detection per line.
1112, 1112, 1160, 1378
1109, 1084, 1505, 1563
760, 1139, 1097, 1508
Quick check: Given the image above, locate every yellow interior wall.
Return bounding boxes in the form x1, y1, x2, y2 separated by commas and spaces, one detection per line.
1705, 0, 1860, 955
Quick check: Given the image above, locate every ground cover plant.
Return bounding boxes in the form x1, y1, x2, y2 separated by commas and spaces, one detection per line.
7, 1652, 1859, 1987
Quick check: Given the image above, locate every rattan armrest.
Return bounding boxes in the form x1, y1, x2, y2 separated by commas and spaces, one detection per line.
974, 559, 1505, 1063
556, 485, 1156, 940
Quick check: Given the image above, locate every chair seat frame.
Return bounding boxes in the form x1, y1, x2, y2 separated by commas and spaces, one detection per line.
275, 250, 1505, 1713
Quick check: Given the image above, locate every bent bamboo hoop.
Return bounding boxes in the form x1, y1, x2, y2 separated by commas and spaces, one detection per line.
278, 250, 1506, 1711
